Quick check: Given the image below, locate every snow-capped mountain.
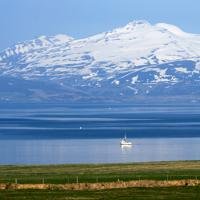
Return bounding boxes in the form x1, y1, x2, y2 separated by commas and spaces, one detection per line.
1, 20, 200, 103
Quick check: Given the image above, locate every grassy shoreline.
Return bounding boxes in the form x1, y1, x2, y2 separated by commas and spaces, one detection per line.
1, 161, 200, 184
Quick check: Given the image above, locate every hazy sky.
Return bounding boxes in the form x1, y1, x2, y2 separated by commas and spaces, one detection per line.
0, 0, 199, 50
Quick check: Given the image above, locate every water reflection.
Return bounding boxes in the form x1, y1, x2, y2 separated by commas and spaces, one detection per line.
121, 145, 133, 152
0, 138, 200, 164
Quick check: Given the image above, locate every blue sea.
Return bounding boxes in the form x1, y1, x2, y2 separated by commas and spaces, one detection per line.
0, 104, 200, 164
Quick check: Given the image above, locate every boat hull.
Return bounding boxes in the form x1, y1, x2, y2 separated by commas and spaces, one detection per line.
120, 142, 132, 146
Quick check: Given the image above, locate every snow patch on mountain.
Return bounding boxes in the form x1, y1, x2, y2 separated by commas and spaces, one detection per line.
131, 75, 138, 84
156, 23, 190, 37
175, 67, 190, 73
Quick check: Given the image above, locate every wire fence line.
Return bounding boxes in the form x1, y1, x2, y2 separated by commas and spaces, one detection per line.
0, 175, 200, 184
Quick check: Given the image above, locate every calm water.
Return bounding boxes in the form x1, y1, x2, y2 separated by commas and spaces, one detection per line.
0, 138, 200, 164
1, 105, 200, 164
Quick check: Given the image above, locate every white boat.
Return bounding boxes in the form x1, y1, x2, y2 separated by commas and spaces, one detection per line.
120, 135, 132, 146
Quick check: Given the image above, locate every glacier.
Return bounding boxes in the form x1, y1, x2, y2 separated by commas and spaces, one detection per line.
0, 20, 200, 104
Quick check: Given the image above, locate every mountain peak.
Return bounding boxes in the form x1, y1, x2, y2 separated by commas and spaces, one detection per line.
124, 20, 151, 29
37, 34, 73, 44
52, 34, 74, 43
128, 20, 150, 25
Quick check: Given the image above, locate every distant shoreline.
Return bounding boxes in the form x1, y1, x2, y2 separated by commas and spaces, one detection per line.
1, 160, 200, 166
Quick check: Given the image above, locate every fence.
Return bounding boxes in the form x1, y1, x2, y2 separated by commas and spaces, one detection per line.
0, 175, 200, 184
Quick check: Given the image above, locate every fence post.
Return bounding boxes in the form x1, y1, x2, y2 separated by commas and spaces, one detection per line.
65, 177, 68, 184
42, 178, 44, 184
15, 178, 17, 184
96, 177, 98, 183
76, 176, 79, 184
167, 175, 168, 181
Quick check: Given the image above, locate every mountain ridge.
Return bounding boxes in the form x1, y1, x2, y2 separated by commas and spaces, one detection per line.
0, 20, 200, 103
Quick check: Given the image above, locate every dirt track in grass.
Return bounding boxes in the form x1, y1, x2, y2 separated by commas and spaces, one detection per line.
1, 179, 200, 191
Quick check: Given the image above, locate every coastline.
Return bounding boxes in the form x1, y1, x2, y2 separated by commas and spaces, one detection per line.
0, 160, 200, 185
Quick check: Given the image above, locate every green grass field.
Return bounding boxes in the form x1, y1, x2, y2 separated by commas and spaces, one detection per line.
1, 161, 200, 199
0, 161, 200, 184
0, 187, 200, 200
